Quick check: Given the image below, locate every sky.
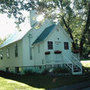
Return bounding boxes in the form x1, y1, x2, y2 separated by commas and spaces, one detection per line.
0, 11, 30, 40
0, 14, 16, 39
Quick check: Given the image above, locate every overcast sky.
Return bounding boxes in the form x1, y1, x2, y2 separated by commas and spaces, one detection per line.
0, 11, 30, 40
0, 14, 16, 39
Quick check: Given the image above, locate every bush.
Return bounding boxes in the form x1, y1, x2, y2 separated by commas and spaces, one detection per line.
24, 70, 40, 76
53, 67, 69, 74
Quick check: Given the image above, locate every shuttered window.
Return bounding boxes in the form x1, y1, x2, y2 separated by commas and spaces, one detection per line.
48, 41, 53, 49
15, 44, 18, 57
0, 51, 3, 60
6, 48, 10, 58
15, 67, 19, 73
64, 42, 69, 50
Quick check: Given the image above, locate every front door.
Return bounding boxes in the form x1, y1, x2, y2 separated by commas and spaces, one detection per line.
54, 41, 63, 63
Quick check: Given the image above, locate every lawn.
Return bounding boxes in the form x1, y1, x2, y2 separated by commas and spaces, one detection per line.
81, 60, 90, 68
0, 60, 90, 90
0, 77, 44, 90
0, 70, 90, 90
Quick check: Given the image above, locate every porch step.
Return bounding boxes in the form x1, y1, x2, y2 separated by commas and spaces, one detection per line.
73, 65, 81, 72
72, 65, 82, 75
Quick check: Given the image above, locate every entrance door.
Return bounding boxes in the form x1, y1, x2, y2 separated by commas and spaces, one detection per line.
55, 41, 63, 62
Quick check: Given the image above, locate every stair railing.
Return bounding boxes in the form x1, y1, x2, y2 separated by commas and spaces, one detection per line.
63, 55, 73, 73
63, 51, 82, 73
71, 52, 82, 72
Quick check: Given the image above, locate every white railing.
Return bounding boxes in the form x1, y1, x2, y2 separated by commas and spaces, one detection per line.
63, 52, 82, 74
63, 55, 73, 73
71, 53, 82, 68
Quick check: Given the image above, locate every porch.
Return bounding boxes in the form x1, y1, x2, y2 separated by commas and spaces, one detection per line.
45, 51, 82, 75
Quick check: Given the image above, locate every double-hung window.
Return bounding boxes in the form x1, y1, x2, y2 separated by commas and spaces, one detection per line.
64, 42, 69, 50
6, 48, 10, 58
48, 41, 53, 50
15, 44, 18, 57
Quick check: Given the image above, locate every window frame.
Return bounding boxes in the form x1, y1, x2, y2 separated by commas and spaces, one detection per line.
15, 44, 18, 57
48, 41, 53, 50
38, 44, 40, 53
0, 50, 3, 60
6, 48, 10, 58
64, 42, 69, 50
15, 67, 20, 73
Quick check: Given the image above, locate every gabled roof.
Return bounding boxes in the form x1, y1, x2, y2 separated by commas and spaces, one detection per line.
33, 24, 56, 44
0, 30, 29, 48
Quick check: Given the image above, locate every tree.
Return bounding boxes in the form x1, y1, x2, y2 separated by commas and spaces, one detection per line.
0, 0, 89, 58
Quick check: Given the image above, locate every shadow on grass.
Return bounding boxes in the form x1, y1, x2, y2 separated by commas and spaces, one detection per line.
0, 70, 90, 89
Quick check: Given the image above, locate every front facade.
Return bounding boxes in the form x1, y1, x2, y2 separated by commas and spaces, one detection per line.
0, 10, 82, 75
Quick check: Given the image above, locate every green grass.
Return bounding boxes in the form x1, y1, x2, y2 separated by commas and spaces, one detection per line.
81, 60, 90, 68
0, 71, 90, 89
0, 60, 90, 89
0, 76, 44, 90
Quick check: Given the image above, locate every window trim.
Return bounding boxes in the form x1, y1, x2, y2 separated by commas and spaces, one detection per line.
48, 41, 53, 50
0, 50, 3, 60
15, 44, 18, 57
38, 44, 40, 53
15, 67, 20, 73
64, 42, 69, 50
6, 48, 10, 58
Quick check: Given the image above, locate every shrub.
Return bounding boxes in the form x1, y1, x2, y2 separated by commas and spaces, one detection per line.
53, 67, 69, 74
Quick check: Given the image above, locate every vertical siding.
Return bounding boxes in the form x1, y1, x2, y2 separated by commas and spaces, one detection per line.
22, 34, 34, 66
33, 42, 44, 66
43, 27, 72, 64
0, 40, 23, 71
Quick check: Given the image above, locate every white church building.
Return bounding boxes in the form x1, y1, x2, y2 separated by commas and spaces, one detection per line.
0, 10, 82, 75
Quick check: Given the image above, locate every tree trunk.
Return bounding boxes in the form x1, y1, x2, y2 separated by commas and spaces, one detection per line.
62, 17, 76, 50
80, 3, 90, 57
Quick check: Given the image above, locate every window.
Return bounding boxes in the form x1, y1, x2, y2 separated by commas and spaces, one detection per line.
30, 47, 32, 60
15, 67, 20, 73
15, 44, 18, 57
6, 67, 9, 72
48, 41, 53, 49
38, 44, 40, 53
0, 51, 3, 60
64, 42, 69, 50
6, 48, 10, 58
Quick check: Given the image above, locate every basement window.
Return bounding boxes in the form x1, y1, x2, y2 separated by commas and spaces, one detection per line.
0, 51, 3, 60
48, 41, 53, 49
6, 67, 9, 72
38, 44, 40, 53
64, 42, 69, 50
15, 67, 20, 73
30, 47, 32, 60
15, 44, 18, 57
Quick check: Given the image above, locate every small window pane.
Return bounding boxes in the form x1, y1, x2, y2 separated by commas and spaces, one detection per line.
15, 44, 18, 57
64, 42, 69, 50
0, 51, 3, 60
6, 67, 9, 72
15, 67, 19, 73
30, 47, 32, 60
6, 48, 10, 58
38, 44, 40, 53
48, 41, 53, 49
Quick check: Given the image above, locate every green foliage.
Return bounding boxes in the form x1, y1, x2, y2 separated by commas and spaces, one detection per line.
0, 0, 89, 58
53, 67, 69, 74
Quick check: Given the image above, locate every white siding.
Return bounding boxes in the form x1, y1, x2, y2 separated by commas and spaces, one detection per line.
0, 40, 23, 71
43, 26, 72, 64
